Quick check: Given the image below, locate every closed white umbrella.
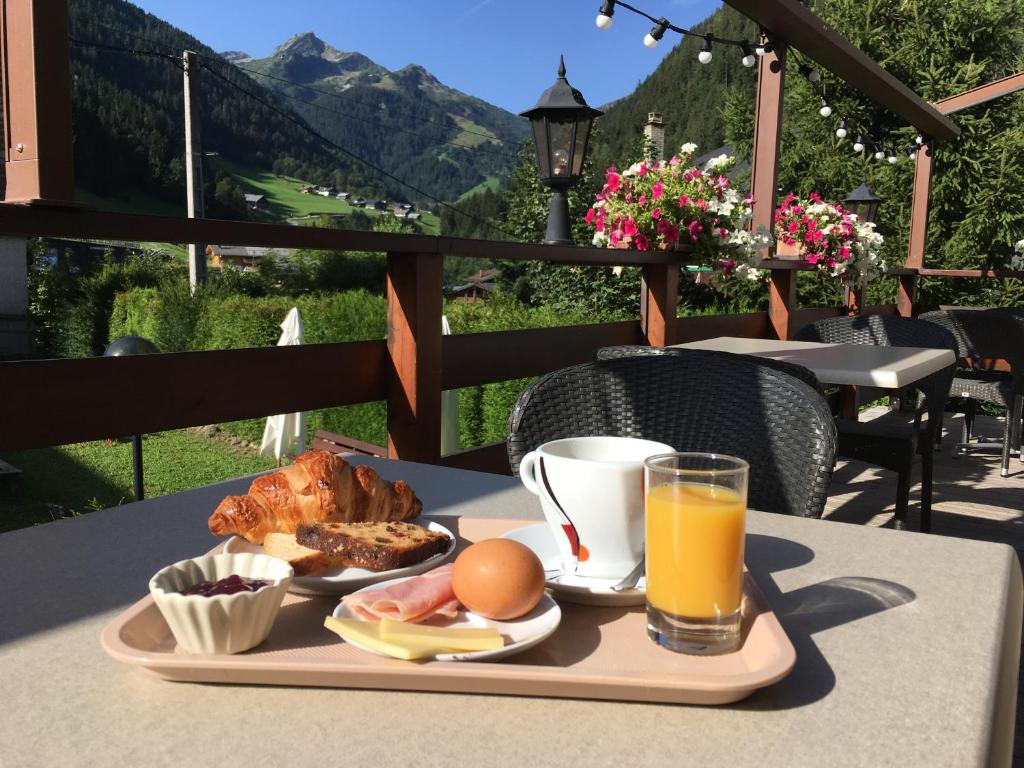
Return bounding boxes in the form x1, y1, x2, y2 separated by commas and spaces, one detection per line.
441, 315, 460, 456
260, 307, 306, 464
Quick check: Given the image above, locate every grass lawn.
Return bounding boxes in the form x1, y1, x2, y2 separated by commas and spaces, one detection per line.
0, 430, 276, 534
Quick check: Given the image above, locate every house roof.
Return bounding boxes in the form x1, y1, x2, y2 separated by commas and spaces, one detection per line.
243, 193, 265, 203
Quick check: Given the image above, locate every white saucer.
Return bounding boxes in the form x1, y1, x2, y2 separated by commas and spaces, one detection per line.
501, 523, 646, 607
222, 519, 456, 596
332, 575, 561, 662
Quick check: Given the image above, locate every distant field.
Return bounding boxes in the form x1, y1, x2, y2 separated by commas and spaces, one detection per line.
76, 187, 184, 217
457, 176, 502, 202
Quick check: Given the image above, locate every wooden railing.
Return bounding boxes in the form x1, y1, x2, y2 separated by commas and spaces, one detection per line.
0, 207, 912, 474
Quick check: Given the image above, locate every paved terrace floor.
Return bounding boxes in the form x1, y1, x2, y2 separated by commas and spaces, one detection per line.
827, 408, 1024, 765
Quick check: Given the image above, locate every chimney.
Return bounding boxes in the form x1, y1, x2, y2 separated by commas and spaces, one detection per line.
644, 112, 665, 162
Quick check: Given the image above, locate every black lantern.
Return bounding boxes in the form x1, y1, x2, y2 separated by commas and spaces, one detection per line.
104, 335, 160, 501
520, 56, 603, 245
843, 180, 882, 224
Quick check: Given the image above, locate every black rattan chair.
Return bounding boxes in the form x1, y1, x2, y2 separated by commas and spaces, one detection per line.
793, 315, 957, 532
507, 350, 838, 519
919, 309, 1024, 477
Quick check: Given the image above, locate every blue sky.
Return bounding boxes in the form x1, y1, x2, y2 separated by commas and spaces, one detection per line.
132, 0, 722, 113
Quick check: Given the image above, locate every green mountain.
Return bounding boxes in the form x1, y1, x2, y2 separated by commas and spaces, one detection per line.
67, 0, 389, 215
234, 32, 529, 203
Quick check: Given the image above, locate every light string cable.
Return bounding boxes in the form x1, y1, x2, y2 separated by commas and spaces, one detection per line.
197, 56, 519, 162
198, 62, 516, 239
593, 0, 768, 67
789, 48, 928, 163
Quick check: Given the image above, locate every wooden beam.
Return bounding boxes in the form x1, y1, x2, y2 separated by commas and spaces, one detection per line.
723, 0, 959, 140
0, 341, 387, 451
640, 264, 679, 347
934, 71, 1024, 115
750, 38, 787, 240
1, 0, 76, 203
386, 252, 443, 464
438, 442, 512, 476
906, 142, 934, 270
768, 269, 797, 340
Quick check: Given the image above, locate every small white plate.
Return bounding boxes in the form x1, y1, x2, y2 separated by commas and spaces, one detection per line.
332, 575, 561, 662
501, 523, 646, 607
222, 519, 456, 596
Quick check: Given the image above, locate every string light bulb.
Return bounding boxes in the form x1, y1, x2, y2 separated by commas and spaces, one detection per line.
644, 18, 669, 48
853, 135, 865, 153
698, 37, 713, 64
596, 0, 615, 29
836, 119, 848, 139
907, 145, 918, 160
874, 147, 886, 161
740, 43, 756, 67
755, 29, 772, 56
887, 149, 898, 164
915, 134, 924, 145
799, 64, 821, 83
819, 98, 833, 118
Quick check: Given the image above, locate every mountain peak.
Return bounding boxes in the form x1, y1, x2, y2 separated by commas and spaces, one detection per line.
274, 31, 326, 57
220, 50, 252, 63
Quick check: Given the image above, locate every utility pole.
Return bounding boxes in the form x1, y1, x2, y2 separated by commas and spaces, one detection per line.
183, 50, 207, 289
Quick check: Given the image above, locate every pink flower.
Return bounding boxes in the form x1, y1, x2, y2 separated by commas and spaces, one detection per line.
638, 195, 647, 206
659, 224, 680, 243
610, 229, 623, 245
688, 220, 703, 240
651, 207, 662, 220
678, 194, 691, 207
695, 199, 709, 211
637, 162, 648, 177
788, 220, 800, 234
805, 253, 821, 265
652, 182, 664, 200
809, 192, 822, 203
606, 172, 621, 193
634, 234, 650, 251
719, 258, 737, 276
839, 246, 851, 260
669, 155, 682, 167
584, 208, 596, 225
623, 219, 639, 237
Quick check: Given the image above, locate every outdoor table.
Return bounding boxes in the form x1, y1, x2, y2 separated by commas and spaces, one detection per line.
1, 456, 1020, 767
675, 336, 956, 390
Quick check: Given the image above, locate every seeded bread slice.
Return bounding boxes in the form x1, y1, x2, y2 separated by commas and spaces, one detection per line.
263, 532, 343, 576
295, 521, 451, 571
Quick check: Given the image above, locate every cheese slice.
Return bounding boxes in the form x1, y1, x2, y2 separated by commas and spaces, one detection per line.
324, 617, 504, 660
378, 618, 503, 651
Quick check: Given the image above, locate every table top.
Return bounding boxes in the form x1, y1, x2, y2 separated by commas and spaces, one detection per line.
1, 456, 1020, 767
676, 336, 956, 389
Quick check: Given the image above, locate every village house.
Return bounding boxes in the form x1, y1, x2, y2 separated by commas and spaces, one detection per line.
449, 267, 498, 303
243, 193, 267, 211
206, 245, 295, 270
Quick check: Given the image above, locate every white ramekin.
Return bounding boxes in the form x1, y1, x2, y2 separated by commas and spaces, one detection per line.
149, 552, 293, 654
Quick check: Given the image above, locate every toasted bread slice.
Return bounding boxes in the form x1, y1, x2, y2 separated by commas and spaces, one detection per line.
263, 532, 341, 576
295, 521, 451, 572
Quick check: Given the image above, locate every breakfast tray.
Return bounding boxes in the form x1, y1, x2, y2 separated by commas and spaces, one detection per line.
101, 517, 795, 705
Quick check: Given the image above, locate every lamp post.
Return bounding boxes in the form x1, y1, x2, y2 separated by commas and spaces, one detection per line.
104, 335, 160, 501
843, 180, 882, 224
520, 56, 602, 245
841, 181, 882, 316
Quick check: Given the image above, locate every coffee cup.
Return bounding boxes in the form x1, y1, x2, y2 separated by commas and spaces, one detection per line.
519, 436, 674, 579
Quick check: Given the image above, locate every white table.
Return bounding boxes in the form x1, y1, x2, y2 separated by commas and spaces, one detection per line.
676, 337, 955, 389
0, 456, 1021, 767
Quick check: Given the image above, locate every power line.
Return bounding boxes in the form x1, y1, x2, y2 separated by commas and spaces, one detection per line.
199, 57, 519, 161
69, 36, 182, 67
219, 56, 518, 146
199, 62, 513, 239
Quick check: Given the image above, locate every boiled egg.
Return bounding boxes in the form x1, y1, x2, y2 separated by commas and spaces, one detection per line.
451, 539, 546, 620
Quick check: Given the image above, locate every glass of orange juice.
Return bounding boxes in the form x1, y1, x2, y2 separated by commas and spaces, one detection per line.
644, 452, 748, 655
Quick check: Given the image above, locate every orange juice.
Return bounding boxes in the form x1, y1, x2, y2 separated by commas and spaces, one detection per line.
645, 483, 745, 618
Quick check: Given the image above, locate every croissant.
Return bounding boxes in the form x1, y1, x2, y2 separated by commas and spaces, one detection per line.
208, 450, 423, 544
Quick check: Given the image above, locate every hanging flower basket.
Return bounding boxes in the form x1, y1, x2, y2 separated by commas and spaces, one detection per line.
774, 239, 805, 260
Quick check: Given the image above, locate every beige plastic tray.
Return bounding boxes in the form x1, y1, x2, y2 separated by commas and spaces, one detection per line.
101, 517, 796, 705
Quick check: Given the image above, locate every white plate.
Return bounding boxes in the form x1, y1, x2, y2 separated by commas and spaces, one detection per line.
331, 574, 561, 662
222, 519, 456, 596
501, 523, 646, 607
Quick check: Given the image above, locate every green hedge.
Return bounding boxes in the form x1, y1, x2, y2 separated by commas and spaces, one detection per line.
110, 287, 598, 453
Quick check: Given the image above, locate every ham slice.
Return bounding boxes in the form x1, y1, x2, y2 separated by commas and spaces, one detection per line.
342, 564, 459, 624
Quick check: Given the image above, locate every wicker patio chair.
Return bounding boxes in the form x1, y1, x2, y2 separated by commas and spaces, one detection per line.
919, 309, 1024, 477
793, 315, 957, 532
506, 351, 837, 519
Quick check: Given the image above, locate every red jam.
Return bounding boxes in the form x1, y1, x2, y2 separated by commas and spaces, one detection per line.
182, 574, 270, 597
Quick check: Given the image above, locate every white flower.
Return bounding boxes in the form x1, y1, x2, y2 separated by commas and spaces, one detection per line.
612, 265, 624, 277
592, 231, 609, 247
680, 142, 698, 155
703, 154, 733, 172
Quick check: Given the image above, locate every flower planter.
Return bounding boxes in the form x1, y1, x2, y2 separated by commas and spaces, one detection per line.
774, 240, 805, 260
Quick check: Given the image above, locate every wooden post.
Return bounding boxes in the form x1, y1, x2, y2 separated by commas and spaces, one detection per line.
1, 0, 76, 204
183, 50, 207, 288
750, 37, 787, 240
768, 268, 796, 340
897, 273, 916, 318
640, 264, 679, 347
906, 141, 933, 272
386, 252, 443, 464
